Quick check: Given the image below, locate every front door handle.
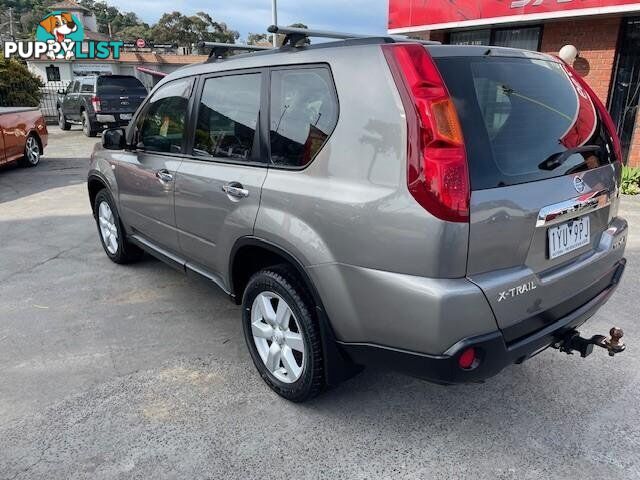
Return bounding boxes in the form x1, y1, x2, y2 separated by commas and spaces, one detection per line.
156, 169, 174, 183
222, 182, 250, 199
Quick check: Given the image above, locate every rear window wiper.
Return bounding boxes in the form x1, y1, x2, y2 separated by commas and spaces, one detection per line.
538, 145, 601, 171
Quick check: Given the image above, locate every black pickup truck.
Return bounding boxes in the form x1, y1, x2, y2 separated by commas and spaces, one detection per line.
57, 75, 147, 137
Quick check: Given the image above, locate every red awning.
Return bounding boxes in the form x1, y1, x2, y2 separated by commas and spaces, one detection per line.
136, 66, 167, 78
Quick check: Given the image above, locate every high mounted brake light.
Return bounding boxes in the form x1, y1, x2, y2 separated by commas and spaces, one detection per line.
561, 62, 622, 163
382, 43, 470, 223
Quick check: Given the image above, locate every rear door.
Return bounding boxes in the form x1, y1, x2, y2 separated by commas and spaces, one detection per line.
65, 80, 81, 120
174, 70, 267, 281
435, 52, 623, 339
97, 76, 148, 117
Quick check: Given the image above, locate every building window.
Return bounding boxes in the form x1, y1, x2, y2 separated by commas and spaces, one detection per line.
46, 65, 61, 82
448, 26, 542, 52
492, 26, 541, 51
450, 29, 490, 46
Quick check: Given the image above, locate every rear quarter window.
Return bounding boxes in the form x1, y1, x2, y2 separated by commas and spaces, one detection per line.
269, 67, 338, 168
435, 56, 616, 190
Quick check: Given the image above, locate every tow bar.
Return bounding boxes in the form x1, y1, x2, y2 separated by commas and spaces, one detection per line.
553, 327, 626, 358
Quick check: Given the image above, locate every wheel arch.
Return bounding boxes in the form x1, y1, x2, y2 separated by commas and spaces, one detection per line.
87, 173, 109, 215
229, 236, 360, 386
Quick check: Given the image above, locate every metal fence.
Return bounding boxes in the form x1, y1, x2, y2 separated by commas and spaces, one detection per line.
39, 81, 69, 124
0, 80, 69, 124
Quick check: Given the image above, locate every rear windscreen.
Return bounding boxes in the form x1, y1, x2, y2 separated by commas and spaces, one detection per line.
435, 56, 616, 190
97, 76, 146, 94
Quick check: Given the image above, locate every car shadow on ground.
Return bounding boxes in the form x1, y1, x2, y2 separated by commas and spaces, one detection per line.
0, 156, 89, 204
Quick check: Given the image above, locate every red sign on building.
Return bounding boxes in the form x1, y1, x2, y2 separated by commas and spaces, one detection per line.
389, 0, 640, 32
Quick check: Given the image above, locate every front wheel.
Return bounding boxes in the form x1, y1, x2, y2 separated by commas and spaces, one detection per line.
58, 108, 71, 130
94, 189, 143, 264
19, 134, 41, 167
242, 266, 324, 402
82, 111, 97, 137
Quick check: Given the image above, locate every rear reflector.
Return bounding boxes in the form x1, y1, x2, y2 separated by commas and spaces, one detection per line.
458, 347, 477, 370
382, 43, 470, 223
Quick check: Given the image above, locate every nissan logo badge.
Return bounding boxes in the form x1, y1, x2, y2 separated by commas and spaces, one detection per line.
573, 176, 586, 194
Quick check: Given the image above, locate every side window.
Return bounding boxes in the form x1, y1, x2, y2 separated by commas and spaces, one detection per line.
269, 67, 338, 168
137, 78, 192, 154
194, 73, 262, 161
80, 78, 95, 93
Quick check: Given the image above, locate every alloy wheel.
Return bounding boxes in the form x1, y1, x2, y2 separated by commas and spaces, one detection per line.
98, 201, 118, 255
251, 292, 305, 383
25, 136, 40, 165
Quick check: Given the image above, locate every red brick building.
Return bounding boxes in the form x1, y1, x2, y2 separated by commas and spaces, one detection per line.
388, 1, 640, 166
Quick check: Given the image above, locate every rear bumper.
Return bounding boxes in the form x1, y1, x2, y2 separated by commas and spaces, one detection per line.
94, 113, 134, 126
340, 258, 626, 384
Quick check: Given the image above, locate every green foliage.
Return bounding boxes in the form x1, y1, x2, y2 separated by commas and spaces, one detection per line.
247, 32, 268, 46
0, 56, 44, 107
621, 165, 640, 195
151, 11, 239, 46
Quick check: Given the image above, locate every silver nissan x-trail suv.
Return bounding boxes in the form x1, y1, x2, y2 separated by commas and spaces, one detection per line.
88, 26, 628, 401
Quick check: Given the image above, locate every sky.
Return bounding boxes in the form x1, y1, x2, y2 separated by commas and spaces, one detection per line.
105, 0, 390, 41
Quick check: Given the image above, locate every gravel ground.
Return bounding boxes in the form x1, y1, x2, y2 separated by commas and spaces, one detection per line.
1, 126, 639, 479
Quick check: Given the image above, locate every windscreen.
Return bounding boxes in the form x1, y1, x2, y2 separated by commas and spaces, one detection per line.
97, 76, 147, 94
435, 56, 617, 190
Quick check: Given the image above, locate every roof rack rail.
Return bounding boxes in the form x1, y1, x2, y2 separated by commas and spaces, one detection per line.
198, 41, 272, 61
267, 25, 440, 47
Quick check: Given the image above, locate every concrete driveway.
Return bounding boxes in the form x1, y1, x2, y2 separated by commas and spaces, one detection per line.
1, 126, 639, 479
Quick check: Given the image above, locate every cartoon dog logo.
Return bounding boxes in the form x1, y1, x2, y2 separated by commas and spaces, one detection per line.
39, 13, 78, 60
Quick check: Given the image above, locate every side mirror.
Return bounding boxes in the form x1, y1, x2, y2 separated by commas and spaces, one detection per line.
102, 128, 126, 150
57, 89, 65, 95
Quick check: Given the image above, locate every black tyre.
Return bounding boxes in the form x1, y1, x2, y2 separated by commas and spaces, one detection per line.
94, 189, 143, 264
82, 110, 97, 137
58, 107, 71, 130
242, 266, 324, 402
18, 134, 41, 167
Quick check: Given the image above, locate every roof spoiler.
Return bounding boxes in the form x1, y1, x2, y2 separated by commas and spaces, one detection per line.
198, 42, 273, 62
267, 25, 440, 48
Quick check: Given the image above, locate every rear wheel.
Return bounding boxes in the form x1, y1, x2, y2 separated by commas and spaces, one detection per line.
82, 111, 97, 137
58, 107, 71, 130
94, 189, 143, 264
242, 266, 325, 402
19, 134, 41, 167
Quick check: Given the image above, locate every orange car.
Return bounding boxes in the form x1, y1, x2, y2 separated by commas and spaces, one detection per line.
0, 107, 48, 168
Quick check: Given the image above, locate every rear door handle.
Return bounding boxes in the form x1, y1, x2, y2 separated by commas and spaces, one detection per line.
222, 182, 250, 198
156, 169, 174, 183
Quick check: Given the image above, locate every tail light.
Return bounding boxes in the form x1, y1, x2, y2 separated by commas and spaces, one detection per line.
561, 63, 622, 163
91, 96, 102, 113
382, 43, 469, 223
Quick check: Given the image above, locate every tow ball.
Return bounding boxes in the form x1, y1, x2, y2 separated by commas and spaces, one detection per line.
553, 327, 626, 358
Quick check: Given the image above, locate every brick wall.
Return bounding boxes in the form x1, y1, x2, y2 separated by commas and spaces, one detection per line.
541, 17, 620, 104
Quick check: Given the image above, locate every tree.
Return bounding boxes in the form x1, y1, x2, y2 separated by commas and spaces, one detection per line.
151, 11, 239, 46
247, 32, 268, 46
0, 57, 43, 107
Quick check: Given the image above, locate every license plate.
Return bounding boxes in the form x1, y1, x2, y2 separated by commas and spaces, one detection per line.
120, 113, 132, 120
548, 216, 590, 259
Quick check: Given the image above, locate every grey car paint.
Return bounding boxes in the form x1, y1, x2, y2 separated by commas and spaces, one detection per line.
467, 164, 625, 331
88, 41, 627, 359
